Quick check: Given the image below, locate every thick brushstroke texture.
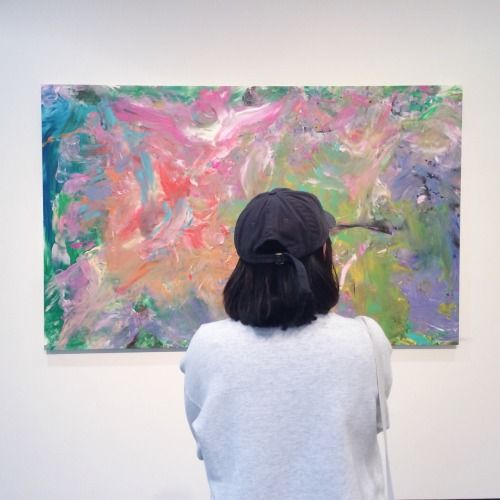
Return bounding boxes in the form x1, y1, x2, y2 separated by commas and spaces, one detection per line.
42, 85, 462, 350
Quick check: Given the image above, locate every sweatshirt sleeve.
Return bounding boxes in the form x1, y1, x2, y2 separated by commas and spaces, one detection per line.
184, 391, 204, 460
360, 316, 393, 433
180, 327, 206, 460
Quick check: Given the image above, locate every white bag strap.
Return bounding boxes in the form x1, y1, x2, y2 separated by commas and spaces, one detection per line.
359, 316, 395, 500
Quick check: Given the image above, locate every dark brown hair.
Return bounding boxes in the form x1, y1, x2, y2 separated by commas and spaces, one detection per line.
223, 238, 339, 329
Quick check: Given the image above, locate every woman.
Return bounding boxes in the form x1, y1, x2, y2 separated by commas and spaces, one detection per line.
181, 188, 393, 500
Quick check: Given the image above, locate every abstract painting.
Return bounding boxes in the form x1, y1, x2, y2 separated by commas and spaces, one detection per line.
42, 85, 461, 350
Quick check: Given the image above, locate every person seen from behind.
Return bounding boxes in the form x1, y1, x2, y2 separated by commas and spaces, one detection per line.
181, 187, 393, 500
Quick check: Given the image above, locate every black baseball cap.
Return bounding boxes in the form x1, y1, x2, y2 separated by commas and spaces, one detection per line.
234, 188, 336, 296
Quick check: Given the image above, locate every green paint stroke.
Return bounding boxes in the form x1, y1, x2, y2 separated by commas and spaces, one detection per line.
403, 202, 453, 282
349, 245, 409, 343
44, 243, 63, 350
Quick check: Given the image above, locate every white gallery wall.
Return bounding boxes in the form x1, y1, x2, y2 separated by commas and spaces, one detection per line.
1, 1, 499, 498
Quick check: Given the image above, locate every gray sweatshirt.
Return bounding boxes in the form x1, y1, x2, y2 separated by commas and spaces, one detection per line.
180, 312, 393, 500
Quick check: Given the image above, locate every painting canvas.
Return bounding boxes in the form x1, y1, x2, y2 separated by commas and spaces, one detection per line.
42, 85, 461, 350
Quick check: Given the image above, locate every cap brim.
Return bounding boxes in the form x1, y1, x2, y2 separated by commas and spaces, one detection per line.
324, 211, 336, 231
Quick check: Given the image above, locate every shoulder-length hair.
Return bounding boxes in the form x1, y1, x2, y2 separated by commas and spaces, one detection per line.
223, 238, 339, 329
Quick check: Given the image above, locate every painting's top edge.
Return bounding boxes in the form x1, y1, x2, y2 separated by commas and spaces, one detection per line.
40, 83, 463, 89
